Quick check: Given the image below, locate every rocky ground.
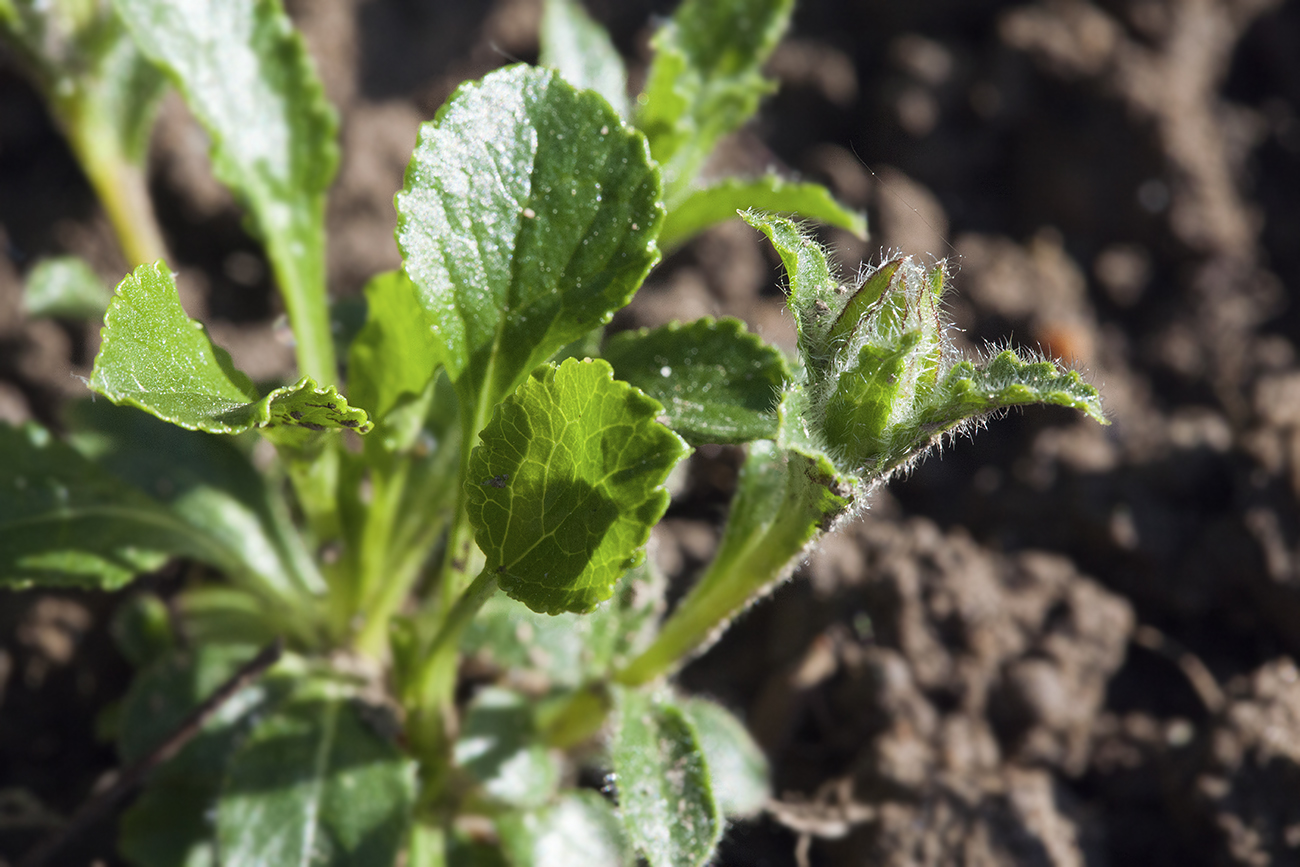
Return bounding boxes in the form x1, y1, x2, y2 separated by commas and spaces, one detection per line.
3, 0, 1300, 864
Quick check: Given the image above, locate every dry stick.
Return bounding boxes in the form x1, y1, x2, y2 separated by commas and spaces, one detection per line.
1132, 624, 1226, 713
17, 638, 285, 867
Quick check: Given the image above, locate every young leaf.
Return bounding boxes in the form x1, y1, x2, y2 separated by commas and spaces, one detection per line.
66, 399, 327, 605
466, 358, 688, 615
347, 270, 440, 423
603, 317, 789, 445
659, 177, 866, 251
0, 422, 229, 590
497, 791, 633, 867
637, 0, 795, 206
113, 0, 339, 383
680, 698, 769, 818
540, 0, 628, 117
217, 679, 416, 867
90, 263, 370, 438
22, 256, 111, 319
611, 689, 721, 867
118, 644, 291, 867
454, 687, 561, 809
395, 64, 662, 436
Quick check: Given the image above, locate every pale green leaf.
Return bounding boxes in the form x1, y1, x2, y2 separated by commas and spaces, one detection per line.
454, 687, 560, 809
637, 0, 794, 206
611, 689, 720, 867
680, 698, 769, 818
23, 256, 111, 319
217, 680, 416, 867
660, 176, 865, 250
395, 64, 662, 432
347, 269, 439, 423
113, 0, 338, 382
603, 317, 788, 445
540, 0, 628, 116
90, 263, 370, 438
466, 358, 688, 615
498, 791, 633, 867
0, 422, 230, 590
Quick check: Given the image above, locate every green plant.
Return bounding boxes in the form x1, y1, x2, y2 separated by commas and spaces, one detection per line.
1, 1, 1106, 866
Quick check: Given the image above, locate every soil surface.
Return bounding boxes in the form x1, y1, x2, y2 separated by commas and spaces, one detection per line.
3, 0, 1300, 864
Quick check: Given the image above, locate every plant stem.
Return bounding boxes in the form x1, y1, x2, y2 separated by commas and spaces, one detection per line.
266, 219, 336, 386
616, 441, 844, 685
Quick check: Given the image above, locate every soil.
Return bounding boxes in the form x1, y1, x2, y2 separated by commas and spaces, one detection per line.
3, 0, 1300, 864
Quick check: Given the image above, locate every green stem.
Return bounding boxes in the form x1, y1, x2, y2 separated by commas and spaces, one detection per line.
266, 216, 336, 386
616, 441, 846, 685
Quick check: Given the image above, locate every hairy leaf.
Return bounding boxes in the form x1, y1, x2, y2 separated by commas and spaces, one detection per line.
217, 680, 416, 867
611, 689, 720, 867
114, 0, 338, 381
604, 317, 788, 445
395, 64, 662, 435
637, 0, 794, 206
660, 176, 865, 250
498, 791, 633, 867
466, 358, 687, 615
680, 698, 769, 818
90, 263, 370, 438
540, 0, 627, 116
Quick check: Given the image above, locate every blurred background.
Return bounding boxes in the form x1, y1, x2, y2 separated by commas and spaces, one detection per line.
3, 0, 1300, 863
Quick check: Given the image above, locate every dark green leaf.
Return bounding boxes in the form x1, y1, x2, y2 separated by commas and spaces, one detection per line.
347, 270, 439, 423
395, 64, 662, 430
660, 176, 866, 250
540, 0, 628, 116
454, 687, 560, 809
114, 0, 338, 382
118, 644, 290, 867
498, 791, 633, 867
603, 317, 788, 445
217, 680, 416, 867
611, 689, 720, 867
0, 422, 226, 590
637, 0, 794, 206
680, 698, 769, 818
90, 263, 369, 437
23, 256, 111, 319
466, 358, 688, 615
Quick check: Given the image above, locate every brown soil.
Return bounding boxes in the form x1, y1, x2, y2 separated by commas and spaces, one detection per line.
4, 0, 1300, 864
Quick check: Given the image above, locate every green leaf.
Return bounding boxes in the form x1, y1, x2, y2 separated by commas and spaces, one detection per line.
680, 698, 769, 818
659, 177, 866, 251
395, 64, 662, 436
498, 791, 633, 867
603, 317, 789, 446
611, 689, 720, 867
924, 350, 1109, 428
90, 263, 370, 438
0, 422, 227, 590
454, 687, 560, 809
540, 0, 628, 117
636, 0, 794, 207
22, 256, 111, 319
118, 644, 291, 867
466, 357, 688, 615
113, 0, 339, 383
217, 679, 416, 867
347, 270, 440, 423
66, 399, 326, 604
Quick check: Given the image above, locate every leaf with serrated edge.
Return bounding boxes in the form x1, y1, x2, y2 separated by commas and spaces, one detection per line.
637, 0, 794, 206
681, 698, 769, 818
113, 0, 338, 382
217, 678, 416, 867
541, 0, 628, 116
498, 791, 634, 867
604, 317, 788, 445
660, 177, 866, 250
0, 422, 235, 590
466, 357, 688, 615
612, 689, 720, 867
90, 263, 370, 438
396, 64, 662, 437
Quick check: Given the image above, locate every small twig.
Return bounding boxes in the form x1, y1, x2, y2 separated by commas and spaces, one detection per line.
1133, 624, 1225, 714
17, 638, 284, 867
